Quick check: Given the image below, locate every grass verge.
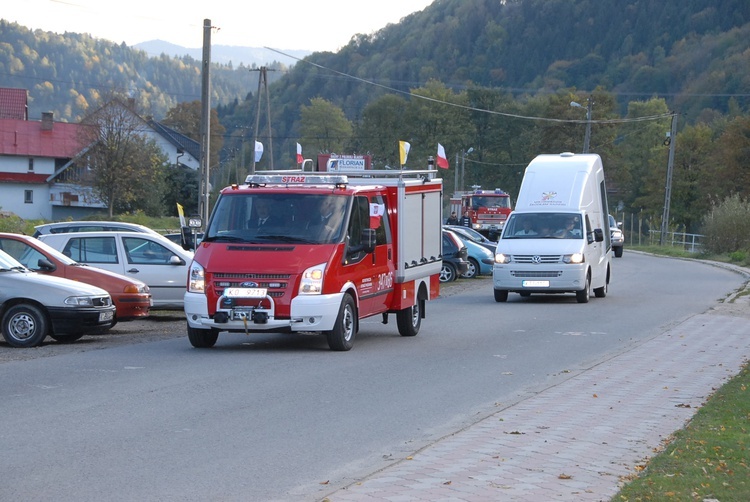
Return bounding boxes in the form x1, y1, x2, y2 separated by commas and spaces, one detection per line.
614, 363, 750, 501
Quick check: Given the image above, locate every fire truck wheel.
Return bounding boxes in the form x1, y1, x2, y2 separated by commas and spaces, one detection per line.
396, 300, 422, 337
188, 325, 219, 348
326, 295, 357, 351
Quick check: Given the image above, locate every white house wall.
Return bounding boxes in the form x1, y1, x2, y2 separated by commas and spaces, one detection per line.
0, 183, 52, 220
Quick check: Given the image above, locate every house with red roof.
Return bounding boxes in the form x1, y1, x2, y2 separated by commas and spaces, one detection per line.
0, 89, 200, 221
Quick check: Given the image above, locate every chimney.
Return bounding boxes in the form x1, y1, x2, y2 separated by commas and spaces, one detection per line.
41, 112, 54, 131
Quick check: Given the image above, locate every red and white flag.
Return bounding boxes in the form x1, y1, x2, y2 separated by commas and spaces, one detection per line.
296, 143, 303, 164
436, 143, 449, 169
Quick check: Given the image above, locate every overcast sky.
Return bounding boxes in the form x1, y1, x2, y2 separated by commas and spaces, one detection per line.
5, 0, 434, 52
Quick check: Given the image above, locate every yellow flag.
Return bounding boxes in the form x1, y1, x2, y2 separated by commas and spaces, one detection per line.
399, 141, 411, 166
176, 203, 186, 227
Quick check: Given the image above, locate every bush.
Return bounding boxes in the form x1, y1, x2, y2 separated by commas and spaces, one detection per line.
0, 213, 35, 234
701, 194, 750, 254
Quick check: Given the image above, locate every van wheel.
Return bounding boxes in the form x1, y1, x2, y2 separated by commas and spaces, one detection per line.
494, 289, 508, 302
188, 325, 219, 348
397, 300, 422, 337
49, 333, 85, 343
576, 274, 591, 303
326, 295, 357, 351
2, 304, 49, 348
594, 278, 608, 298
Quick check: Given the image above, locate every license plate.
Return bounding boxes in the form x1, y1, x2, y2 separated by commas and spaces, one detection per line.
224, 287, 267, 298
522, 280, 549, 288
99, 311, 114, 322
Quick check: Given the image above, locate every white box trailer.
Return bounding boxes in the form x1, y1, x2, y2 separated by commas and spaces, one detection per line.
492, 152, 612, 303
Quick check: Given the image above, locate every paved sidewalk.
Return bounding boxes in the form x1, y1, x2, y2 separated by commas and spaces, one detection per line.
323, 293, 750, 501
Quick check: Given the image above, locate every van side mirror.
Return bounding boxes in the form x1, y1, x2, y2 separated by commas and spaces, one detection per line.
593, 228, 604, 242
361, 228, 376, 254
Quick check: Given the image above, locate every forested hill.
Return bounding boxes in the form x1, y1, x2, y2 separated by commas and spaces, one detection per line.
0, 20, 288, 122
274, 0, 749, 123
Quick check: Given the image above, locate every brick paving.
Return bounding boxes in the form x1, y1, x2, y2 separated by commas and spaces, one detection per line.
323, 299, 750, 502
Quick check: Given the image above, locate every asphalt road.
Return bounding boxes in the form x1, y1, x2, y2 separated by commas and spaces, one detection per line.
0, 252, 745, 501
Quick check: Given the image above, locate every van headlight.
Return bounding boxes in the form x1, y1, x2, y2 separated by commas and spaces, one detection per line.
188, 261, 205, 293
299, 262, 326, 295
495, 253, 511, 264
563, 253, 585, 264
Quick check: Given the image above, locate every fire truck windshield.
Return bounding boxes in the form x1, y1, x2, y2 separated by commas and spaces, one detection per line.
472, 195, 510, 209
204, 193, 349, 244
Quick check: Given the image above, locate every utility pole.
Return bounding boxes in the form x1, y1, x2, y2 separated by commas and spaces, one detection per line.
250, 67, 275, 174
583, 99, 592, 153
659, 112, 678, 245
198, 18, 211, 225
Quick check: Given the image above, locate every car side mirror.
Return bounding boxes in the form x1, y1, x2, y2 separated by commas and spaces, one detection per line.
361, 228, 376, 254
37, 257, 57, 272
169, 255, 185, 266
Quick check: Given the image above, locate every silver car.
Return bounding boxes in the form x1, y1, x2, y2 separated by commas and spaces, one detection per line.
0, 250, 115, 347
609, 214, 624, 258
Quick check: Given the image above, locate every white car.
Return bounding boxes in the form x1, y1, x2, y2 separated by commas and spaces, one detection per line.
33, 220, 162, 238
39, 231, 193, 309
0, 249, 115, 347
608, 214, 624, 258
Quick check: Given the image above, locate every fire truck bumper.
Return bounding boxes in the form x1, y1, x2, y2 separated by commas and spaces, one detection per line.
184, 291, 344, 333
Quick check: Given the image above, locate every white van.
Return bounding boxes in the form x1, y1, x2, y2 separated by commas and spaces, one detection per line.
492, 153, 612, 303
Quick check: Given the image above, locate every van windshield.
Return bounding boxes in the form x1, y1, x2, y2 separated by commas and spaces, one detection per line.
203, 193, 349, 244
502, 213, 583, 239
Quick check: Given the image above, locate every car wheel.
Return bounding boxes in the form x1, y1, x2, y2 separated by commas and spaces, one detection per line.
188, 325, 219, 348
493, 289, 508, 302
576, 274, 591, 303
439, 262, 456, 283
614, 246, 623, 258
396, 300, 422, 337
2, 304, 49, 348
326, 295, 357, 351
49, 333, 85, 343
462, 258, 479, 279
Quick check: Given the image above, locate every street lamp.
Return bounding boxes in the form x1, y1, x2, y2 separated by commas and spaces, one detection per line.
570, 100, 592, 153
460, 147, 474, 192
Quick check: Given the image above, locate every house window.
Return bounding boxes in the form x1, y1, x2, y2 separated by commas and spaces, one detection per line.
24, 190, 33, 204
28, 158, 34, 172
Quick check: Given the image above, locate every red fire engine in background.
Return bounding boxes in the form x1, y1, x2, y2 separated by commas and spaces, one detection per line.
450, 187, 513, 238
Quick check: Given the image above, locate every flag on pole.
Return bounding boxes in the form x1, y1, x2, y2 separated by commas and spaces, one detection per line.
254, 141, 264, 162
296, 143, 303, 164
399, 141, 411, 166
436, 143, 449, 169
176, 203, 186, 227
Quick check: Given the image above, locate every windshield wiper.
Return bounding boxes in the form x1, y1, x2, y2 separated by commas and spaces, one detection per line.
202, 235, 246, 243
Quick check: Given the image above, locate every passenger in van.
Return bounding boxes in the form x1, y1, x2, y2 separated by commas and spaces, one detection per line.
515, 220, 537, 236
554, 218, 581, 238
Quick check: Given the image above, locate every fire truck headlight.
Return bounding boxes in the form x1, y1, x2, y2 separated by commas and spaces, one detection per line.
188, 261, 205, 293
299, 262, 326, 295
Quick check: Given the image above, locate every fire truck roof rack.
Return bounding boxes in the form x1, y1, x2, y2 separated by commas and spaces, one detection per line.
247, 169, 437, 186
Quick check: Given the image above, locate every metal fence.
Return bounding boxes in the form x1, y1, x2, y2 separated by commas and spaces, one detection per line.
613, 213, 704, 253
646, 231, 704, 253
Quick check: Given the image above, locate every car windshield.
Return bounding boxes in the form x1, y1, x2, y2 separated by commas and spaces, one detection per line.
0, 249, 27, 270
203, 193, 349, 245
502, 213, 583, 239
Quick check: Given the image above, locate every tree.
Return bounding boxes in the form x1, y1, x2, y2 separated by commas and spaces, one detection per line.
299, 98, 353, 155
162, 100, 226, 173
80, 99, 168, 217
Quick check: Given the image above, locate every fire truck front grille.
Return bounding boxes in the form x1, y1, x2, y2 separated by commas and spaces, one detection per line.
214, 273, 291, 280
510, 270, 563, 278
480, 214, 507, 220
212, 273, 292, 299
512, 255, 562, 264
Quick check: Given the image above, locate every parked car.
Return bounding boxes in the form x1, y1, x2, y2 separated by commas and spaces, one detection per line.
33, 221, 162, 238
445, 229, 494, 278
444, 224, 498, 252
441, 229, 470, 282
0, 249, 116, 347
0, 233, 151, 322
38, 231, 193, 309
609, 214, 624, 258
163, 231, 203, 251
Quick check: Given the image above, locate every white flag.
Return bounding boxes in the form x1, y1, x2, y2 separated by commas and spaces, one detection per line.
254, 141, 264, 162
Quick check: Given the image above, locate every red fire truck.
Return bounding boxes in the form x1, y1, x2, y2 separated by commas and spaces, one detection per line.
184, 169, 443, 351
450, 188, 512, 238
